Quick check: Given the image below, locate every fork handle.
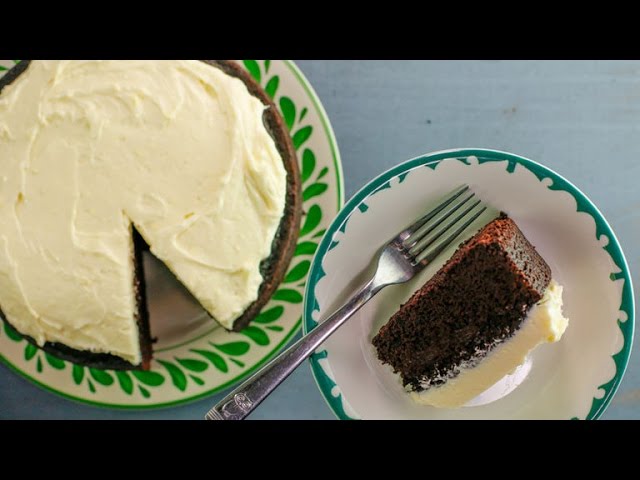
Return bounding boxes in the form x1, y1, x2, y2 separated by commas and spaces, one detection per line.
205, 277, 381, 420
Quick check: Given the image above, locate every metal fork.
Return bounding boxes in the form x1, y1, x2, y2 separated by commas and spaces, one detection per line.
205, 185, 486, 420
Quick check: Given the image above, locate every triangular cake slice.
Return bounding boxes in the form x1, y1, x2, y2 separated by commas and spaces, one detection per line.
0, 60, 301, 370
372, 214, 569, 408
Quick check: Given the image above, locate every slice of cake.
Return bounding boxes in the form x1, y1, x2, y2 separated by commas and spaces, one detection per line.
0, 60, 301, 370
372, 214, 568, 408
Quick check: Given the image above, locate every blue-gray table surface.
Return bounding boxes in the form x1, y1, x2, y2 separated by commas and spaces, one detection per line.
1, 60, 637, 420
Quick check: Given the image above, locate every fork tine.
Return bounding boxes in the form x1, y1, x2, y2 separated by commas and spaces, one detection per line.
399, 185, 469, 243
409, 196, 482, 255
404, 190, 476, 249
413, 203, 487, 264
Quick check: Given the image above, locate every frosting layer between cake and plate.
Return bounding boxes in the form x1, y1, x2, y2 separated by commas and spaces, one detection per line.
411, 279, 568, 407
372, 214, 570, 409
0, 60, 287, 364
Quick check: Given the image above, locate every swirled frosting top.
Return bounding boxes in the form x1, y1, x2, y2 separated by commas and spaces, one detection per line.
0, 60, 287, 364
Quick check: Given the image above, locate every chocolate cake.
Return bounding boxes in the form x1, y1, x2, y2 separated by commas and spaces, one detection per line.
206, 61, 302, 333
372, 214, 552, 394
0, 60, 301, 370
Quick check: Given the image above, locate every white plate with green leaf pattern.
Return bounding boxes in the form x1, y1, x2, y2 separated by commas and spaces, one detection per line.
304, 149, 634, 419
0, 60, 344, 409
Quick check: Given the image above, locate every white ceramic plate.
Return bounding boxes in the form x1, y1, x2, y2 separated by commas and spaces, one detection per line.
303, 148, 634, 420
0, 60, 344, 409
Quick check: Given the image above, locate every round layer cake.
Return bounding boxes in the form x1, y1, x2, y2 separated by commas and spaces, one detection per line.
0, 60, 301, 370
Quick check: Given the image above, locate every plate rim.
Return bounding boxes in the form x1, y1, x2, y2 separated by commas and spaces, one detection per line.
303, 147, 635, 420
0, 59, 345, 410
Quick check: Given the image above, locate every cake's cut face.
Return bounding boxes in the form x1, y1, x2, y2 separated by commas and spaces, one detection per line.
372, 214, 569, 407
411, 279, 568, 408
0, 60, 291, 367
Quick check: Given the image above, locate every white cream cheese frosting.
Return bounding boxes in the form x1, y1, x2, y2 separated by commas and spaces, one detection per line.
411, 280, 569, 408
0, 60, 287, 364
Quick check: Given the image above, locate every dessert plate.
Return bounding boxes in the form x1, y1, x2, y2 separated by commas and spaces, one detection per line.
303, 148, 634, 419
0, 60, 344, 409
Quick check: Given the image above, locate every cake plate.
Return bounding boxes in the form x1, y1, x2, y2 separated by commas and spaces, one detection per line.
303, 148, 633, 419
0, 60, 344, 409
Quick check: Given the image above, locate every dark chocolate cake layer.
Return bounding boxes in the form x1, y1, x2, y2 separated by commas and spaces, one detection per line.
372, 214, 551, 391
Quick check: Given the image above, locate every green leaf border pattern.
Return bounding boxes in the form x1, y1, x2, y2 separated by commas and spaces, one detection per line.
0, 60, 19, 72
0, 60, 338, 401
304, 149, 634, 420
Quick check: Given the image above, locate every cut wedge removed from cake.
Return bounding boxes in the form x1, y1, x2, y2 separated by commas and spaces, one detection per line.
372, 214, 569, 408
0, 60, 301, 370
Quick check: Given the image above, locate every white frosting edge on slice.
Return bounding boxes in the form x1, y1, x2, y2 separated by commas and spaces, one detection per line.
411, 279, 569, 408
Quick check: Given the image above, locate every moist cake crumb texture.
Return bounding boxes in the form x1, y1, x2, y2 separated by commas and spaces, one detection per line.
372, 213, 551, 392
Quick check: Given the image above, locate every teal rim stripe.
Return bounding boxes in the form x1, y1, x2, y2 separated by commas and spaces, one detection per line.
0, 60, 345, 410
303, 148, 635, 420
